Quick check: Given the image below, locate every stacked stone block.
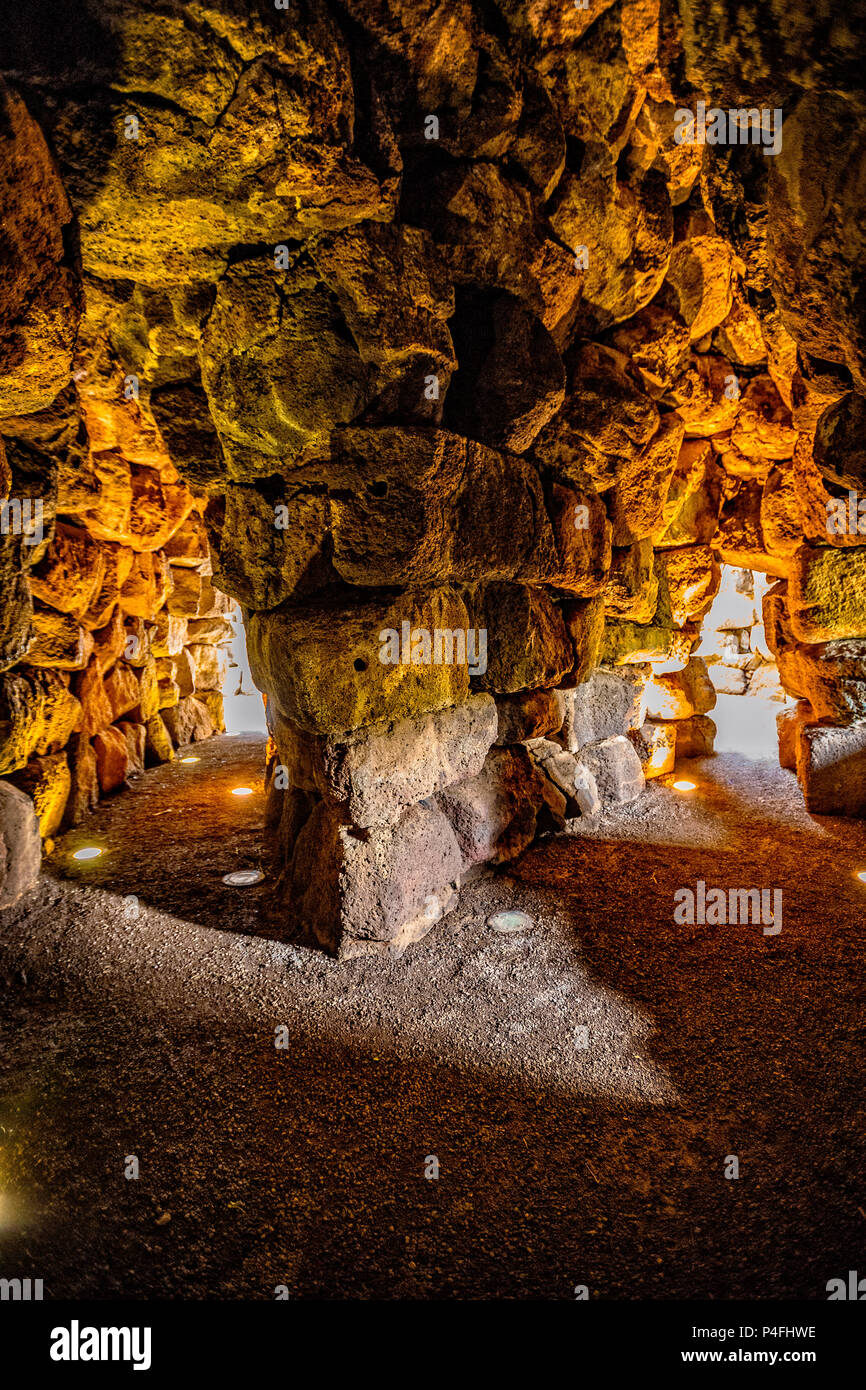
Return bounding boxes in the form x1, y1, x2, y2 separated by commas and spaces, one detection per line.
1, 0, 865, 933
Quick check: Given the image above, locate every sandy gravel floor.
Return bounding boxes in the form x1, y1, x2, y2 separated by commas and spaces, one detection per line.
0, 733, 864, 1299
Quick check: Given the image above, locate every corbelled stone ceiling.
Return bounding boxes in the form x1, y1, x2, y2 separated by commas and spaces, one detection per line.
1, 0, 865, 955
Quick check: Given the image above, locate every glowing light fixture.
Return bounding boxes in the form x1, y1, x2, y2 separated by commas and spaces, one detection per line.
231, 786, 254, 797
222, 869, 264, 887
856, 870, 866, 884
179, 756, 200, 764
672, 780, 696, 792
72, 846, 102, 861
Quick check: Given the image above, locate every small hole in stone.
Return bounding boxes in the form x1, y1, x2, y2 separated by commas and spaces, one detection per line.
367, 480, 388, 498
354, 657, 367, 672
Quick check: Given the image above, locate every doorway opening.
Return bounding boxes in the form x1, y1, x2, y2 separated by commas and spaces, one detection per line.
697, 565, 793, 759
223, 612, 267, 738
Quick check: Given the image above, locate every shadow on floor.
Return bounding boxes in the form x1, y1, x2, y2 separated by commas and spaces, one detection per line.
1, 737, 863, 1298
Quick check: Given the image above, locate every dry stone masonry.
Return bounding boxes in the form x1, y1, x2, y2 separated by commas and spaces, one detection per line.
1, 1, 866, 950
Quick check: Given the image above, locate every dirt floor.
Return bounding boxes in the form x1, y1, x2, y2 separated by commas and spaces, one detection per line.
0, 730, 864, 1300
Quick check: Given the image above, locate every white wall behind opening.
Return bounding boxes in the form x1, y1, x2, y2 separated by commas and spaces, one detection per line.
223, 606, 268, 736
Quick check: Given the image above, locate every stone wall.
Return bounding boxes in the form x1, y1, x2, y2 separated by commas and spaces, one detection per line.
2, 1, 866, 944
0, 77, 233, 898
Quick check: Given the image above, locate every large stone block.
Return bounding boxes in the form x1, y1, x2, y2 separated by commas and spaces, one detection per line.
549, 165, 672, 334
0, 780, 41, 908
0, 509, 32, 674
608, 412, 686, 546
289, 800, 463, 957
796, 720, 866, 816
788, 545, 866, 642
104, 661, 141, 722
435, 746, 546, 868
579, 734, 645, 805
188, 643, 227, 694
82, 543, 135, 632
162, 511, 210, 570
560, 667, 647, 751
539, 479, 611, 596
602, 617, 696, 666
117, 721, 146, 777
0, 80, 80, 415
656, 436, 722, 544
162, 696, 215, 747
207, 488, 330, 610
64, 732, 99, 826
526, 739, 600, 817
165, 568, 230, 620
9, 751, 70, 839
312, 222, 457, 421
19, 3, 397, 287
776, 702, 813, 770
248, 588, 474, 737
762, 581, 798, 659
26, 607, 94, 671
144, 713, 174, 765
605, 540, 659, 622
325, 428, 563, 589
470, 584, 574, 694
675, 714, 717, 758
93, 726, 132, 794
777, 639, 866, 721
28, 523, 106, 620
150, 613, 187, 659
494, 689, 565, 745
0, 668, 82, 774
120, 551, 171, 619
532, 342, 659, 491
273, 695, 498, 830
628, 720, 677, 779
401, 161, 543, 305
645, 657, 717, 720
665, 354, 739, 437
74, 658, 114, 738
560, 595, 605, 683
664, 235, 734, 343
713, 479, 789, 577
731, 375, 797, 462
654, 546, 721, 627
186, 617, 233, 646
200, 260, 373, 476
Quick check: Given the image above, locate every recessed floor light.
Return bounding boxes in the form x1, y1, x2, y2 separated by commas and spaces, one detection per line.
72, 847, 102, 861
179, 756, 200, 764
231, 786, 254, 796
672, 780, 696, 792
488, 910, 535, 934
856, 871, 866, 884
222, 869, 264, 886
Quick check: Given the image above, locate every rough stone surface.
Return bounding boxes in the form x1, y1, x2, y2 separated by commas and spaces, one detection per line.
578, 734, 645, 806
248, 589, 473, 736
675, 714, 717, 759
628, 720, 677, 779
289, 800, 463, 956
788, 546, 866, 643
560, 668, 647, 752
526, 739, 600, 817
645, 657, 717, 720
494, 689, 565, 745
2, 0, 866, 948
796, 721, 866, 817
0, 779, 41, 908
275, 695, 498, 830
435, 747, 546, 868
